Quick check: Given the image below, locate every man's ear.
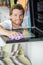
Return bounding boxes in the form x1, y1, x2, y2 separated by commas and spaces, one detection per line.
9, 15, 12, 19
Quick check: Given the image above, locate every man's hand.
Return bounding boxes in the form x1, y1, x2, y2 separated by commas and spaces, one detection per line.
8, 31, 20, 37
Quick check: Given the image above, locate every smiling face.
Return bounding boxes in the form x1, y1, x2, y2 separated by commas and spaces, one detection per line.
10, 9, 24, 28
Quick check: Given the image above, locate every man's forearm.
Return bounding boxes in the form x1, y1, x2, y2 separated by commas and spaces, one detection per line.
0, 26, 10, 36
0, 26, 19, 37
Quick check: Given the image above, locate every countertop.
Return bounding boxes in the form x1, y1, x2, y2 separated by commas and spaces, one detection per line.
0, 28, 43, 44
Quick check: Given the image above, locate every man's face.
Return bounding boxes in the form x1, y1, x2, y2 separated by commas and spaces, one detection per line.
10, 9, 24, 26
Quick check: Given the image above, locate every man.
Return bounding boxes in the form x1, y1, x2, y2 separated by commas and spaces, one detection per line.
0, 4, 24, 37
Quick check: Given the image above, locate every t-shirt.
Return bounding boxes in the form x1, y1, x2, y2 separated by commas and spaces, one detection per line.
0, 19, 12, 30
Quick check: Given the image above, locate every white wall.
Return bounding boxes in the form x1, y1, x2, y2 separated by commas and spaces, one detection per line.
24, 41, 43, 65
0, 7, 9, 22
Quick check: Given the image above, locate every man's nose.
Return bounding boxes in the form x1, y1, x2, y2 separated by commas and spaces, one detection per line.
17, 16, 20, 19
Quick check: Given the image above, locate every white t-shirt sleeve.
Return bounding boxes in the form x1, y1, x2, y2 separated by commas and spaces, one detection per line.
0, 20, 12, 30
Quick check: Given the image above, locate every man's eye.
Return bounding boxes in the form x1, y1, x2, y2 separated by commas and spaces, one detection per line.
20, 14, 23, 17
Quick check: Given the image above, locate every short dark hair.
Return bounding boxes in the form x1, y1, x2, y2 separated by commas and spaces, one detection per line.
10, 4, 24, 15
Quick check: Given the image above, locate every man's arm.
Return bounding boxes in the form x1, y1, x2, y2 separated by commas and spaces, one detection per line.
0, 26, 19, 37
0, 26, 11, 36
